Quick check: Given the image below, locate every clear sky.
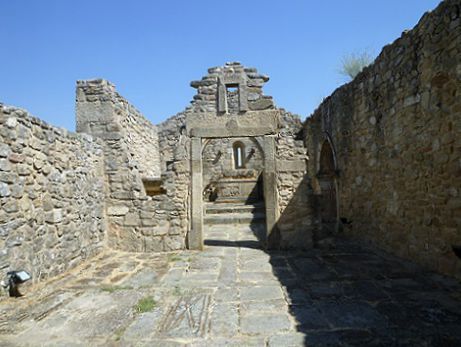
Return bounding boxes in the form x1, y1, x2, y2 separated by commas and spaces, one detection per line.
1, 0, 441, 131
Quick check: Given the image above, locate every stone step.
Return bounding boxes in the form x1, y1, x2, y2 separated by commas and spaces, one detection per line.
204, 212, 266, 225
205, 203, 265, 215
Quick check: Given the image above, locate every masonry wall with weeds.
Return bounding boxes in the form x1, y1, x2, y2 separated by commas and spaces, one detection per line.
305, 0, 461, 278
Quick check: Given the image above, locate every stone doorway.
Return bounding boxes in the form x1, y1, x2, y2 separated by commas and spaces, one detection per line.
189, 134, 277, 251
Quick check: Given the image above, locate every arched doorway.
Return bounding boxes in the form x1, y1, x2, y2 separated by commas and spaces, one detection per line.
317, 139, 338, 233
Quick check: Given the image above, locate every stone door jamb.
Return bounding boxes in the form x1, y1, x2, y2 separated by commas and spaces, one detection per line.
188, 134, 278, 250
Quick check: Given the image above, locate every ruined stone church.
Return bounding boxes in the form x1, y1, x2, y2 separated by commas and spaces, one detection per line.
76, 62, 314, 254
0, 0, 459, 290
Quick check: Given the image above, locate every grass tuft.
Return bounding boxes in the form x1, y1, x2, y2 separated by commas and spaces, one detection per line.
134, 296, 156, 313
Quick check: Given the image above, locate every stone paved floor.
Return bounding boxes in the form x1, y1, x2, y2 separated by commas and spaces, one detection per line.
1, 225, 461, 346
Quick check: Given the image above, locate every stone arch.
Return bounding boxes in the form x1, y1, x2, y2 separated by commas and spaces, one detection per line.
319, 140, 336, 175
316, 136, 339, 233
316, 133, 338, 175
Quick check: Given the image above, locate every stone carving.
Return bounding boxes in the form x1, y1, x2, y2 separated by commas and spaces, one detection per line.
158, 294, 210, 338
220, 185, 241, 198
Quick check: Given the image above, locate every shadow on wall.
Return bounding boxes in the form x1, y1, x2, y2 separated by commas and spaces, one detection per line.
268, 175, 316, 250
313, 139, 340, 244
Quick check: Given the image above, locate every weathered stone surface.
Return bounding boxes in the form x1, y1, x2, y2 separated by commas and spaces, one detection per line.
45, 209, 63, 224
1, 224, 461, 346
0, 182, 10, 197
0, 1, 457, 311
305, 0, 461, 279
0, 103, 106, 286
76, 80, 186, 253
240, 313, 292, 334
159, 62, 313, 251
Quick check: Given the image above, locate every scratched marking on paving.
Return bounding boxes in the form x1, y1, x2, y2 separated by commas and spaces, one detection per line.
158, 294, 210, 338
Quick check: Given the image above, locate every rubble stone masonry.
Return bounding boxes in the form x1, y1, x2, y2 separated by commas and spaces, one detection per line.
0, 0, 459, 291
0, 104, 106, 283
76, 80, 187, 253
305, 0, 461, 277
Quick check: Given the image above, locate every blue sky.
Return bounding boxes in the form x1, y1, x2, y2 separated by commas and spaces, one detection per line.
1, 0, 440, 131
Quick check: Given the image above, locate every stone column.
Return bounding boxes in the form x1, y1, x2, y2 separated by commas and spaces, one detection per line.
263, 135, 278, 248
189, 137, 203, 250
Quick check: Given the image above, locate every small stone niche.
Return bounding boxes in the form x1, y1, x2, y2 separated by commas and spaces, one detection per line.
142, 178, 166, 196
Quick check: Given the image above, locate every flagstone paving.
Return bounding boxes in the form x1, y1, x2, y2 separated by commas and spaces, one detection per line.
1, 225, 461, 346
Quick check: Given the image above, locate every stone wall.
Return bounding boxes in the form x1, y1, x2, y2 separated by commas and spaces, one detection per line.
275, 110, 314, 248
0, 104, 106, 284
158, 112, 187, 171
77, 80, 186, 252
305, 0, 461, 277
120, 103, 160, 179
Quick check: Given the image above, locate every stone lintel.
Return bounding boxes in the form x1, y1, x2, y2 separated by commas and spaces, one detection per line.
186, 110, 279, 136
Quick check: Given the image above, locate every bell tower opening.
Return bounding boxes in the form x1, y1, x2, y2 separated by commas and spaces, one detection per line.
226, 84, 240, 114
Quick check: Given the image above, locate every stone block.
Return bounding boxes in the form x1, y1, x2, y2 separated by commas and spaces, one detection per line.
240, 314, 291, 334
17, 164, 31, 175
45, 209, 63, 224
144, 237, 164, 252
107, 205, 130, 216
124, 212, 140, 226
164, 235, 184, 251
0, 144, 10, 158
0, 159, 11, 171
141, 218, 156, 227
153, 220, 170, 236
0, 182, 10, 197
3, 200, 19, 213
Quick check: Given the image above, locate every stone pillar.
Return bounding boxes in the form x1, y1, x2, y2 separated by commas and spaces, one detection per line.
217, 79, 227, 113
189, 137, 203, 250
263, 135, 278, 248
238, 81, 249, 112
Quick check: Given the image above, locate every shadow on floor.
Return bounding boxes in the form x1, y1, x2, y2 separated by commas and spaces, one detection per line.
204, 239, 261, 250
205, 220, 461, 346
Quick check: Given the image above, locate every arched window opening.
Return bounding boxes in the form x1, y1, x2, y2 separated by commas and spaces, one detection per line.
233, 142, 245, 169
